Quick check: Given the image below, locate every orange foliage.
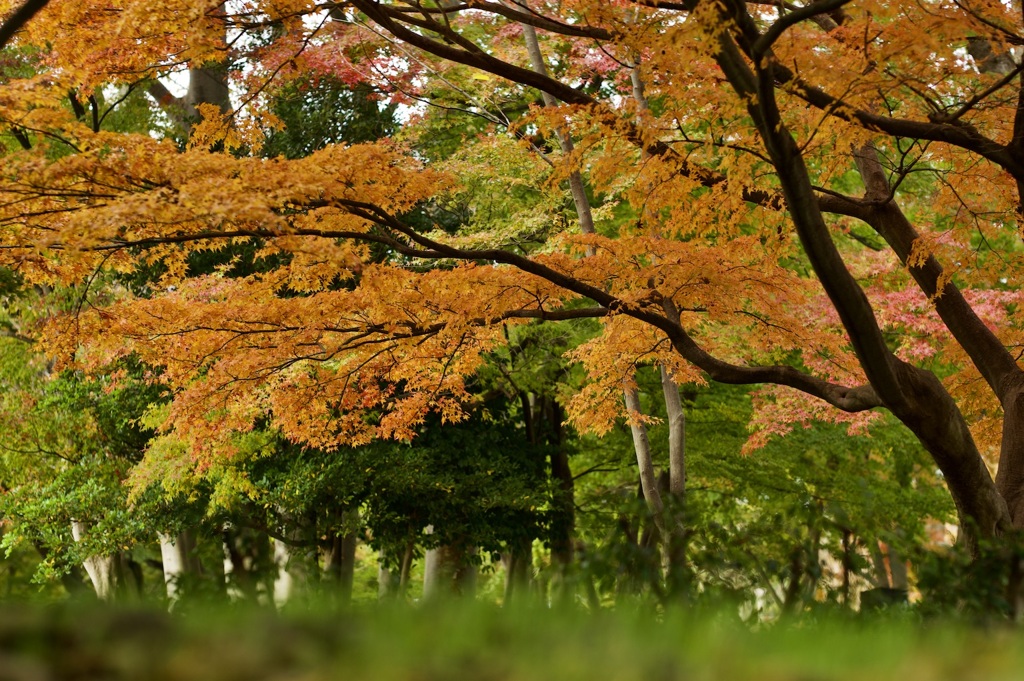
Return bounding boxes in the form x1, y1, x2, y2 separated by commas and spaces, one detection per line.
0, 0, 1019, 481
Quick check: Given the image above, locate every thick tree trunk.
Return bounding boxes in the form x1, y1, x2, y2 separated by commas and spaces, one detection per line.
503, 536, 532, 604
459, 549, 478, 598
997, 386, 1024, 526
159, 530, 201, 606
421, 546, 445, 599
0, 0, 50, 51
272, 513, 318, 608
711, 22, 1012, 552
377, 549, 400, 600
887, 363, 1011, 549
340, 529, 357, 604
272, 538, 294, 606
322, 508, 359, 606
869, 535, 909, 593
422, 526, 444, 600
423, 528, 477, 600
522, 391, 575, 601
146, 8, 231, 132
222, 524, 271, 603
781, 545, 805, 616
546, 400, 575, 604
186, 64, 230, 117
996, 386, 1024, 617
71, 521, 135, 601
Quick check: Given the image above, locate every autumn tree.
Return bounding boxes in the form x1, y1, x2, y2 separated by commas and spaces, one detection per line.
0, 0, 1023, 609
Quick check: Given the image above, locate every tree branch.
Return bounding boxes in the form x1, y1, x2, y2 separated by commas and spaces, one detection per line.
0, 0, 49, 50
753, 0, 853, 58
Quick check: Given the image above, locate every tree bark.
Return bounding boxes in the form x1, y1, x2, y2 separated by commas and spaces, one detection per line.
377, 548, 400, 600
422, 525, 444, 600
222, 523, 271, 603
338, 509, 359, 606
711, 12, 1012, 550
338, 0, 1024, 576
503, 536, 532, 605
71, 521, 135, 602
545, 399, 575, 604
623, 385, 666, 538
522, 392, 576, 601
423, 525, 477, 600
632, 49, 690, 594
272, 512, 318, 608
660, 365, 688, 592
146, 6, 231, 134
322, 508, 359, 606
159, 530, 201, 606
0, 0, 50, 50
520, 23, 594, 238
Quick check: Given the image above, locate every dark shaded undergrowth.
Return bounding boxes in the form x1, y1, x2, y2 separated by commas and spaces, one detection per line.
0, 601, 1017, 681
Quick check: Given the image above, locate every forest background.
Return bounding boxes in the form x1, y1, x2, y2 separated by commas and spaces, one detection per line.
0, 0, 1018, 628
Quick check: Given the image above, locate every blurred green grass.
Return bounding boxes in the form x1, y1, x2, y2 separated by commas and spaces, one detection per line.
0, 602, 1017, 681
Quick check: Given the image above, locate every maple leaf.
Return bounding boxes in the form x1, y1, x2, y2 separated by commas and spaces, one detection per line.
1, 0, 1024, 551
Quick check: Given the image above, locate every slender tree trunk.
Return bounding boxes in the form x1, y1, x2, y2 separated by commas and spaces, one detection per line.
623, 385, 666, 538
525, 24, 688, 600
399, 541, 414, 593
377, 541, 414, 600
520, 23, 594, 238
631, 49, 690, 593
660, 366, 688, 594
841, 531, 852, 605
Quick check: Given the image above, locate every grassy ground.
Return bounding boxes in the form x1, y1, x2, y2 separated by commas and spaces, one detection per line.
0, 601, 1017, 680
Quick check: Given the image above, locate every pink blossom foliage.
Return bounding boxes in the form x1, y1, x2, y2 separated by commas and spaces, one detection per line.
746, 273, 1021, 451
246, 23, 423, 105
744, 385, 881, 454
